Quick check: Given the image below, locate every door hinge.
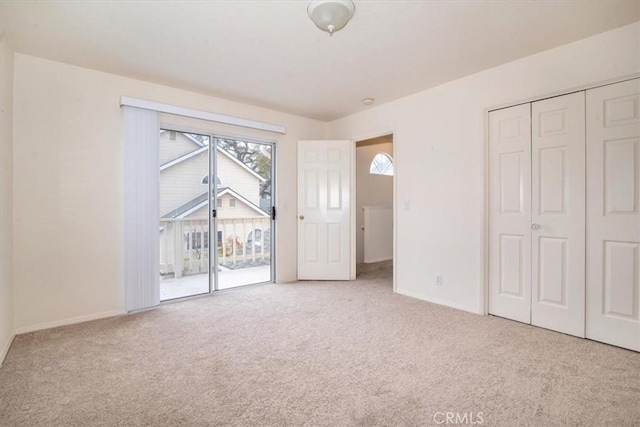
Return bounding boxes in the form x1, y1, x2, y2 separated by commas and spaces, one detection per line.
271, 206, 276, 220
212, 209, 217, 218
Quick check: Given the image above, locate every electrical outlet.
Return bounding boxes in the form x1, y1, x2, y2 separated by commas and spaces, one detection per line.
435, 275, 443, 286
404, 200, 410, 210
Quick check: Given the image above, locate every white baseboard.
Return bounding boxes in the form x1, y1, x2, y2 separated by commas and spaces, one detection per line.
395, 288, 482, 315
0, 332, 15, 367
364, 256, 393, 264
15, 310, 126, 335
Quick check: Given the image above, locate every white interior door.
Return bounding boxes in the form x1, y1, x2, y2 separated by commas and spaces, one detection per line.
531, 92, 586, 337
488, 104, 532, 323
298, 140, 354, 280
586, 79, 640, 351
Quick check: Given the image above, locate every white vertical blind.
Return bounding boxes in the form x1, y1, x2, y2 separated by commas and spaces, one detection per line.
124, 106, 160, 312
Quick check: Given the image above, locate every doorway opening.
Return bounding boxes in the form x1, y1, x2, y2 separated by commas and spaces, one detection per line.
158, 129, 275, 301
355, 134, 394, 277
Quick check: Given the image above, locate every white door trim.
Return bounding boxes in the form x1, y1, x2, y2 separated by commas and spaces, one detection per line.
351, 141, 357, 280
353, 129, 397, 292
482, 74, 640, 316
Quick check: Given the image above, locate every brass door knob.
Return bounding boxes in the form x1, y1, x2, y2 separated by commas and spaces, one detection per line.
299, 215, 305, 220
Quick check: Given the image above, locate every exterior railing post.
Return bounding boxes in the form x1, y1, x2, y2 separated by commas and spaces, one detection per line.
174, 219, 184, 278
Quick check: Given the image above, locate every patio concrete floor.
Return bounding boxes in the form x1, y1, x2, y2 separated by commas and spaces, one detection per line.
160, 265, 271, 300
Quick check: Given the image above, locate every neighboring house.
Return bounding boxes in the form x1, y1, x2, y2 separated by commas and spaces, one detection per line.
159, 130, 267, 217
158, 131, 270, 276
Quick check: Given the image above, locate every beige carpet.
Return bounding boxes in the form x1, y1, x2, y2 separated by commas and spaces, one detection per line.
1, 268, 639, 426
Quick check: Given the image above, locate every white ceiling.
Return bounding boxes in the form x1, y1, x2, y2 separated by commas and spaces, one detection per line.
1, 1, 638, 121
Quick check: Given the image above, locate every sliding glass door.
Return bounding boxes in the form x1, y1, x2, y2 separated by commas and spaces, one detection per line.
158, 130, 212, 300
159, 129, 274, 300
213, 137, 274, 290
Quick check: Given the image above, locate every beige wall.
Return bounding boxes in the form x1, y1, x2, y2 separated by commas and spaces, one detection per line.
356, 142, 393, 264
329, 22, 640, 314
7, 22, 640, 337
0, 36, 15, 364
12, 54, 325, 332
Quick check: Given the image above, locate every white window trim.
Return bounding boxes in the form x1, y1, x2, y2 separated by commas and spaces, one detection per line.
160, 146, 207, 171
370, 153, 394, 176
178, 188, 268, 218
201, 174, 223, 186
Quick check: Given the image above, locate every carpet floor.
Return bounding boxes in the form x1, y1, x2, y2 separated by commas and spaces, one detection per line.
1, 267, 639, 426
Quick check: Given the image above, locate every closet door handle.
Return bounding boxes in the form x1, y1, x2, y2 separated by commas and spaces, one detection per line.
531, 223, 540, 230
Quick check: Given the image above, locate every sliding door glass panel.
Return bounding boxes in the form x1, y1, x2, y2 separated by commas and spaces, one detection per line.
159, 130, 211, 300
214, 137, 273, 289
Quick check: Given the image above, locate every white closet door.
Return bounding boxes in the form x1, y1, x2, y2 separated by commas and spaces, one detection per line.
531, 92, 586, 337
586, 79, 640, 351
489, 104, 532, 323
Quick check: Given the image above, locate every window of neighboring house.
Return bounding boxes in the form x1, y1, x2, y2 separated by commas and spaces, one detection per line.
370, 153, 394, 176
184, 231, 209, 251
229, 198, 236, 208
217, 231, 223, 249
201, 175, 223, 186
217, 198, 222, 209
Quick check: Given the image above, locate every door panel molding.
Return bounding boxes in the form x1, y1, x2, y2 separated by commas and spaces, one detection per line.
298, 140, 354, 280
488, 104, 532, 324
484, 76, 640, 352
586, 79, 640, 351
531, 91, 585, 338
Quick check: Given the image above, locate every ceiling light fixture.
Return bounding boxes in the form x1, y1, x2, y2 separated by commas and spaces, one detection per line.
362, 98, 375, 106
307, 0, 356, 36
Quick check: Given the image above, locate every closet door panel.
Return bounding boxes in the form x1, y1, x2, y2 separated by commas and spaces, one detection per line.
531, 92, 586, 337
488, 104, 532, 323
586, 78, 640, 352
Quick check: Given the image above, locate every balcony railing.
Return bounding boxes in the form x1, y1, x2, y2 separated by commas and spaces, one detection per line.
159, 216, 271, 278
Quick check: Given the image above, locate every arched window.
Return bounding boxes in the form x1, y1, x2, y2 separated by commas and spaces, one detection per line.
201, 175, 223, 186
370, 153, 394, 176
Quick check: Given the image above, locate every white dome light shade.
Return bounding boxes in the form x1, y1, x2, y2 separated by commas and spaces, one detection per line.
307, 0, 356, 35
